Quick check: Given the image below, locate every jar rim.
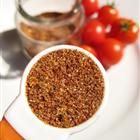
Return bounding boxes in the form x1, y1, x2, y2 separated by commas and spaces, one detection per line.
16, 0, 82, 25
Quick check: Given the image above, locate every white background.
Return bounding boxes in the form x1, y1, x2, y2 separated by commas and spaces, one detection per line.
0, 0, 139, 140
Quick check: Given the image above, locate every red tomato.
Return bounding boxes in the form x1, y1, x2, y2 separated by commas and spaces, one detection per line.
81, 19, 106, 45
80, 44, 98, 57
82, 0, 99, 17
98, 38, 124, 66
98, 5, 119, 26
109, 18, 139, 44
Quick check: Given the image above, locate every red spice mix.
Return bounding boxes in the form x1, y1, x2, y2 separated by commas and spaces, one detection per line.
26, 49, 104, 128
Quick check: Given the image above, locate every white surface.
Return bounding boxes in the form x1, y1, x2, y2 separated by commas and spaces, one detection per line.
1, 0, 139, 140
98, 101, 139, 140
0, 0, 16, 32
0, 78, 20, 120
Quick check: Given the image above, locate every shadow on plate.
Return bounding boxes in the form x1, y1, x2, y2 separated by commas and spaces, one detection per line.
0, 29, 29, 79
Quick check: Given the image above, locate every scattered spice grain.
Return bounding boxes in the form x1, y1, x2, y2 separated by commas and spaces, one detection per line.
26, 49, 104, 128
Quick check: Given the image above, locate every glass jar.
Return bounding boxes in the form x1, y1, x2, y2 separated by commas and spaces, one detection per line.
15, 0, 85, 58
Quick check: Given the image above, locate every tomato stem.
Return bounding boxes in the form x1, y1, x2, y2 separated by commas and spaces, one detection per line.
107, 1, 115, 8
120, 23, 130, 31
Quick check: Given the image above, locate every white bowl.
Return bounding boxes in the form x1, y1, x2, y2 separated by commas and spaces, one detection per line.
20, 45, 109, 140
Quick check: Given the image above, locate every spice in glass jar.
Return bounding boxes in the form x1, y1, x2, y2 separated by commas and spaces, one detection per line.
15, 0, 85, 58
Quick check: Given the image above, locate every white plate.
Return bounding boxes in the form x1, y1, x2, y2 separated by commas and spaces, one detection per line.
4, 44, 140, 140
1, 0, 139, 139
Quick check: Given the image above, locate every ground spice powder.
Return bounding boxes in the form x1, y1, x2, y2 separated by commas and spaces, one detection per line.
20, 13, 76, 42
26, 49, 104, 128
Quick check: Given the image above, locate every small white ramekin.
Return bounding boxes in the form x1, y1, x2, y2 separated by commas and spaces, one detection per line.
20, 45, 109, 140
